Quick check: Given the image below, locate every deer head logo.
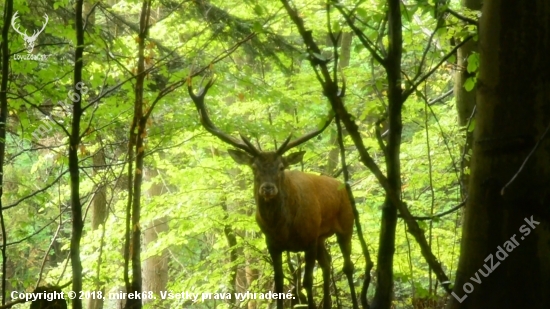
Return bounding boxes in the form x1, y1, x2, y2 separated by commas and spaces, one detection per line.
11, 11, 48, 53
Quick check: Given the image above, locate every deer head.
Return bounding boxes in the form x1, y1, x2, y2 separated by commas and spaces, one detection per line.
187, 76, 334, 199
227, 140, 307, 201
12, 11, 49, 53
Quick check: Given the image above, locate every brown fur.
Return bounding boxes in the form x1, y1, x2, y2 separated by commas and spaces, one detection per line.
255, 170, 354, 252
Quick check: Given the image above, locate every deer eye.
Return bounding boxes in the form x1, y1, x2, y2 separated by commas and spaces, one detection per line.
278, 165, 285, 172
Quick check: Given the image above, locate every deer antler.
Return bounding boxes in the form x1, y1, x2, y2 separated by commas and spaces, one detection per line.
188, 75, 333, 156
11, 12, 28, 38
276, 114, 334, 155
187, 76, 260, 155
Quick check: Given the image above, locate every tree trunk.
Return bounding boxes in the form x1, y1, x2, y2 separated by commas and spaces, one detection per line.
123, 2, 151, 308
142, 168, 169, 305
0, 0, 13, 303
226, 165, 257, 309
69, 1, 86, 309
325, 32, 352, 176
372, 0, 403, 307
448, 0, 550, 308
88, 141, 107, 309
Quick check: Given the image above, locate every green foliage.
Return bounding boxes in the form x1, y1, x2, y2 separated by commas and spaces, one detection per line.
3, 0, 472, 308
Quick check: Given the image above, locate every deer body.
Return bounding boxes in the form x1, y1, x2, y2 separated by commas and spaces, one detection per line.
188, 78, 359, 309
228, 150, 358, 309
254, 170, 353, 252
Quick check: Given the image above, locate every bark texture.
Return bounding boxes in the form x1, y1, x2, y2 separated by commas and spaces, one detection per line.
448, 1, 550, 308
142, 168, 169, 305
88, 143, 107, 309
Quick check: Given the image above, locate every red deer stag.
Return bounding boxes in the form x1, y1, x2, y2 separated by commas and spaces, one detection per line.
188, 77, 358, 309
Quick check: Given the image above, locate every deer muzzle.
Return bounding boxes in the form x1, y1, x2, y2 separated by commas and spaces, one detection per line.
259, 183, 278, 199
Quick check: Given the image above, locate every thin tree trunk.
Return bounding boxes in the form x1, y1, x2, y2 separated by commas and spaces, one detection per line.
143, 168, 168, 305
372, 0, 403, 307
89, 140, 107, 309
69, 2, 86, 309
87, 7, 103, 307
124, 2, 151, 309
325, 32, 351, 176
221, 199, 239, 307
225, 164, 250, 307
0, 0, 13, 304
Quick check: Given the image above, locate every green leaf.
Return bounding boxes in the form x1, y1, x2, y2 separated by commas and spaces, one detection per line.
407, 4, 419, 16
253, 4, 263, 16
317, 117, 329, 130
464, 77, 476, 91
252, 21, 263, 33
418, 220, 428, 231
356, 8, 369, 21
467, 119, 476, 132
332, 21, 341, 33
467, 53, 480, 73
448, 54, 456, 63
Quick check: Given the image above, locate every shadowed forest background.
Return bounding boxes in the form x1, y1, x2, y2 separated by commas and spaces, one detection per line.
0, 0, 549, 309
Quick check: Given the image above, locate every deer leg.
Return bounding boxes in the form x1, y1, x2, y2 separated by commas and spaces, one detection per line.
337, 233, 359, 309
303, 246, 318, 309
268, 247, 284, 309
316, 241, 332, 309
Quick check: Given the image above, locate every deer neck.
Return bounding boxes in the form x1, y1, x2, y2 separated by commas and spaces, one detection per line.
255, 185, 290, 228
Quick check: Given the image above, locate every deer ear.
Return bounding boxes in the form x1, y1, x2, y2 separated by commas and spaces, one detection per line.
284, 151, 305, 166
228, 149, 254, 165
